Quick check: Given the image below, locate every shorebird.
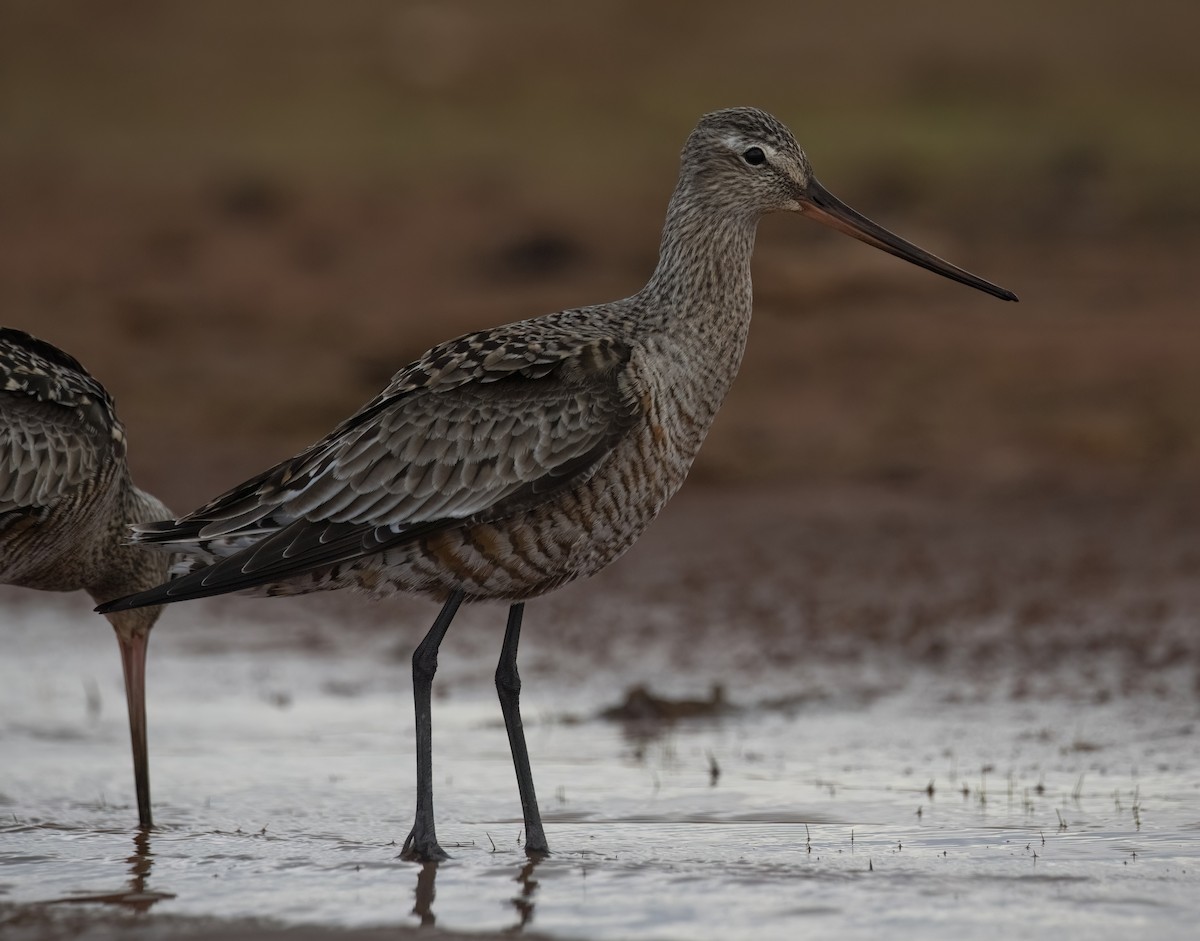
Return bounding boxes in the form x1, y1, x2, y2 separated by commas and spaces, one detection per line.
98, 107, 1017, 859
1, 327, 171, 828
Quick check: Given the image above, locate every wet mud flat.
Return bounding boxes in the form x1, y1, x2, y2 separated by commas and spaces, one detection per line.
2, 484, 1199, 940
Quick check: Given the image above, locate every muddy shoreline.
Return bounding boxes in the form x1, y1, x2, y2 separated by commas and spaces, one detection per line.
3, 484, 1199, 939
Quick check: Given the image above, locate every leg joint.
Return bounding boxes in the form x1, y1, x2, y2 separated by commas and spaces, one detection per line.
495, 663, 522, 697
412, 645, 439, 683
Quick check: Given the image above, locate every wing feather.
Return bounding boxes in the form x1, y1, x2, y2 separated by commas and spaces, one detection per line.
117, 328, 641, 607
0, 329, 119, 513
114, 424, 627, 609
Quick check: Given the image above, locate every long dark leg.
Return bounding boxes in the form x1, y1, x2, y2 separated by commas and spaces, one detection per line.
115, 627, 153, 829
495, 603, 549, 856
401, 591, 464, 861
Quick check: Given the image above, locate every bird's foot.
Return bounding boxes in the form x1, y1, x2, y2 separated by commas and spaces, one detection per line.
400, 825, 450, 862
522, 833, 551, 858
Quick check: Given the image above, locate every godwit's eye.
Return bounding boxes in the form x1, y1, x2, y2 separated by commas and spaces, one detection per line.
742, 147, 766, 166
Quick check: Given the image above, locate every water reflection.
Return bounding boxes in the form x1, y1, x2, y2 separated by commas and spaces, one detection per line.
50, 829, 176, 911
406, 855, 541, 931
411, 861, 438, 927
508, 857, 541, 931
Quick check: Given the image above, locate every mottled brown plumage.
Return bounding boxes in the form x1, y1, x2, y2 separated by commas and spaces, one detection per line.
99, 108, 1016, 857
1, 327, 171, 828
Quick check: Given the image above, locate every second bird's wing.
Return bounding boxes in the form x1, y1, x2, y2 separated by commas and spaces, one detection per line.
0, 328, 121, 516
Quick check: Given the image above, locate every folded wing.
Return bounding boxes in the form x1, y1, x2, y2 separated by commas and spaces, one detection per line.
99, 328, 641, 610
0, 328, 120, 516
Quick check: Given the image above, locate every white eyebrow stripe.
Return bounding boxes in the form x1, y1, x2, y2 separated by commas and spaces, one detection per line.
723, 135, 779, 160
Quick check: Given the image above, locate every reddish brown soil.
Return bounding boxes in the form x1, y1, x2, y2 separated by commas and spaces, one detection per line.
2, 2, 1199, 513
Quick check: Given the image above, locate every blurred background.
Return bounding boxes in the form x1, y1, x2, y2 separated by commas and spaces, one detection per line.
1, 0, 1198, 509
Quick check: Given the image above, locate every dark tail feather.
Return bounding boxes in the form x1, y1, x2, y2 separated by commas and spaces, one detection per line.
96, 564, 245, 613
97, 506, 466, 616
97, 517, 444, 614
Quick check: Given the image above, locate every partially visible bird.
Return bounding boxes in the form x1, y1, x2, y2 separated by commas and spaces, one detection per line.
98, 107, 1017, 859
1, 327, 171, 828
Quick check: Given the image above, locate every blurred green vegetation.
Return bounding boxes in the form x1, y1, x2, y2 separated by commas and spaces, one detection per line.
3, 0, 1198, 213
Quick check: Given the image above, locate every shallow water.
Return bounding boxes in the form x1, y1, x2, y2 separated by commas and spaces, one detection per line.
3, 490, 1200, 939
3, 599, 1198, 940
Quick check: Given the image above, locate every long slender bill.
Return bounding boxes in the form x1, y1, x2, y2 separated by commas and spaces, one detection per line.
800, 178, 1018, 302
117, 629, 153, 829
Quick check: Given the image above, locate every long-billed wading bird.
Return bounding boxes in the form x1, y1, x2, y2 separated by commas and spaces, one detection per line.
98, 107, 1017, 860
1, 328, 172, 828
